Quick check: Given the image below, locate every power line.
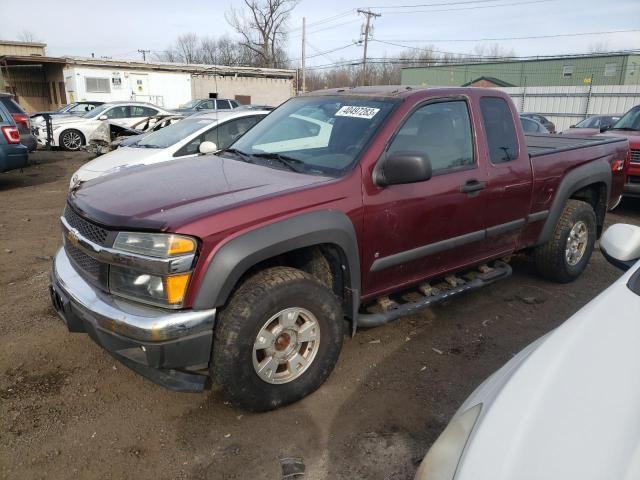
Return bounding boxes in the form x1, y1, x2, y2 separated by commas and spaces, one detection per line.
287, 9, 357, 33
375, 29, 640, 43
381, 0, 553, 14
363, 0, 513, 8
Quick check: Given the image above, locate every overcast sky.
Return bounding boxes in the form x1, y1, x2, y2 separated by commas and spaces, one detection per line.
1, 0, 638, 67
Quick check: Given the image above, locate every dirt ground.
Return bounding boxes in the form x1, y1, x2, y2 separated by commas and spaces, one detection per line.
1, 150, 639, 480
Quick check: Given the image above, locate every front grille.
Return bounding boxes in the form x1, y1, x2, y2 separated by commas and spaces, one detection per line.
631, 149, 640, 164
64, 205, 109, 246
65, 242, 101, 279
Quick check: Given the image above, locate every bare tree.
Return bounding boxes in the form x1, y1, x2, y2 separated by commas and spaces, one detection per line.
176, 33, 201, 64
588, 41, 610, 53
17, 30, 41, 43
226, 0, 299, 68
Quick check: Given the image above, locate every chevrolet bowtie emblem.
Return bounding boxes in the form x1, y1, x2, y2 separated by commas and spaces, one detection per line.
66, 229, 80, 247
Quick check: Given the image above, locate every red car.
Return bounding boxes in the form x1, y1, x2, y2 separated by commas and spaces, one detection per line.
601, 105, 640, 199
49, 86, 629, 411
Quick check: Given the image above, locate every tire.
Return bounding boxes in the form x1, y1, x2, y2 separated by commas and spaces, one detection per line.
59, 129, 85, 151
534, 199, 597, 283
212, 266, 344, 411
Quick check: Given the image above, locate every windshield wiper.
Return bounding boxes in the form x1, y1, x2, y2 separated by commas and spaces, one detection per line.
251, 152, 306, 173
220, 148, 256, 163
610, 127, 640, 131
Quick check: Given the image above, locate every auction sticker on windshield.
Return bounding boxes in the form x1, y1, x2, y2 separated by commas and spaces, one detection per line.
335, 106, 380, 119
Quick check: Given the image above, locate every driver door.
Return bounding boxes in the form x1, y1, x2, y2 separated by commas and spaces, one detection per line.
362, 98, 489, 298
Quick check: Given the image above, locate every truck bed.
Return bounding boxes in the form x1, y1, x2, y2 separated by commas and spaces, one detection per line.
526, 133, 627, 157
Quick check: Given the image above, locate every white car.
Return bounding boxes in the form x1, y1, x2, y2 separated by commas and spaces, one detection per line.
69, 109, 269, 188
34, 101, 170, 151
415, 223, 640, 480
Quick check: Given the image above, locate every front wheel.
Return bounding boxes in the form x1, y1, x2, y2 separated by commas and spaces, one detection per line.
59, 129, 85, 151
534, 199, 597, 283
212, 267, 344, 411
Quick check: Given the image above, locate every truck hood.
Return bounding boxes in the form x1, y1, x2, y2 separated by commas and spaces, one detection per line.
69, 154, 334, 231
602, 129, 640, 147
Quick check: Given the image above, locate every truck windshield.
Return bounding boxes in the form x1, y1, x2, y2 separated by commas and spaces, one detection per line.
227, 96, 397, 176
611, 106, 640, 131
134, 118, 215, 149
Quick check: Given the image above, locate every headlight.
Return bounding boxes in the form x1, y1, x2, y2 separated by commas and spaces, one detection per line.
414, 404, 482, 480
109, 266, 191, 308
113, 232, 196, 258
109, 232, 197, 308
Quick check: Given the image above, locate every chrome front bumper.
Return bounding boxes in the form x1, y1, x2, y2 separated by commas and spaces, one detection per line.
51, 248, 215, 341
50, 248, 216, 392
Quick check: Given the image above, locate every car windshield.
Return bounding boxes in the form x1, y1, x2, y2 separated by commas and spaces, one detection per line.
57, 104, 75, 113
611, 107, 640, 131
82, 104, 110, 118
228, 96, 397, 176
180, 100, 200, 109
134, 117, 215, 149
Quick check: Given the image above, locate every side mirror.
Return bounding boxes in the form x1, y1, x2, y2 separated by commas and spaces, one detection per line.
199, 141, 218, 154
600, 125, 610, 133
600, 224, 640, 271
98, 115, 108, 121
375, 151, 432, 186
569, 124, 576, 128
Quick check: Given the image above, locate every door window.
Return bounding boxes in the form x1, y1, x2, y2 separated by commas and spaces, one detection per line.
205, 116, 261, 150
130, 106, 158, 117
198, 100, 215, 110
104, 106, 130, 119
387, 100, 474, 174
217, 100, 231, 110
480, 97, 519, 164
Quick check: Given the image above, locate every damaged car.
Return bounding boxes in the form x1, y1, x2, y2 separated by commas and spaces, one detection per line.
85, 114, 185, 156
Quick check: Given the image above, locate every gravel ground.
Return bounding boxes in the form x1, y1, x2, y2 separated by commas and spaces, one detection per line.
1, 150, 639, 480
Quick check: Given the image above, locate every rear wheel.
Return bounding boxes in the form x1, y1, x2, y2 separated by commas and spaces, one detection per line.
534, 199, 597, 283
212, 266, 343, 411
60, 129, 85, 151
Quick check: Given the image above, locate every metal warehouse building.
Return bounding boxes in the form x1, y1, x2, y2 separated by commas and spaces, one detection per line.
401, 52, 640, 88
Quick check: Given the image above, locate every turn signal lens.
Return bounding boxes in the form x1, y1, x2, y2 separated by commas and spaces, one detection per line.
166, 273, 191, 305
168, 236, 197, 256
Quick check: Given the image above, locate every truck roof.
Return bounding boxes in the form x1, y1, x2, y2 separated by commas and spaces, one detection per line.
305, 85, 505, 100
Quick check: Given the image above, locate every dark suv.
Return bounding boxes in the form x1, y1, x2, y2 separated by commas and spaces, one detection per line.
0, 100, 28, 173
172, 98, 240, 114
0, 92, 37, 151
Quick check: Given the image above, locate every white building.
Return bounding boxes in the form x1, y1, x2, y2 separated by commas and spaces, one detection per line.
62, 57, 295, 109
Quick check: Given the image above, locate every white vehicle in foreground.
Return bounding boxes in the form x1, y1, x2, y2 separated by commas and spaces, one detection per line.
69, 109, 269, 188
415, 223, 640, 480
34, 102, 170, 151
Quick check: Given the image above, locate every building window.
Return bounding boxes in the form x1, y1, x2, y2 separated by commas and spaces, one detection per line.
562, 66, 575, 78
604, 63, 617, 77
85, 77, 110, 93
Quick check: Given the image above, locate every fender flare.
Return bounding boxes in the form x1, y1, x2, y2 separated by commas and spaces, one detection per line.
192, 210, 361, 320
536, 158, 611, 245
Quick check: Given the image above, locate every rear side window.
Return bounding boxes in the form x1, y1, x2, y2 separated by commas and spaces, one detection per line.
387, 100, 474, 175
217, 100, 231, 110
480, 97, 519, 164
0, 96, 24, 114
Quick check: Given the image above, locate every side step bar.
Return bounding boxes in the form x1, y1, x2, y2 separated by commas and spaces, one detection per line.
356, 261, 512, 329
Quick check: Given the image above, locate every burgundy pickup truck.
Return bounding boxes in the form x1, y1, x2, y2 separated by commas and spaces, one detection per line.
49, 86, 630, 411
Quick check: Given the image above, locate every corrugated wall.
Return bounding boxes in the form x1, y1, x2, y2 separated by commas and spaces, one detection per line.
497, 84, 640, 130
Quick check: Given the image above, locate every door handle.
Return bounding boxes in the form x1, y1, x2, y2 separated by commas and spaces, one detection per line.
460, 179, 486, 194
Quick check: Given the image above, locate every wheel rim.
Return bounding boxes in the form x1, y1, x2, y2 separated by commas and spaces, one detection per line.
62, 131, 82, 150
252, 307, 321, 384
565, 220, 589, 266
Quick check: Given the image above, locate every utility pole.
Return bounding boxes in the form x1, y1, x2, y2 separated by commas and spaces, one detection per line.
138, 49, 150, 61
357, 9, 380, 86
301, 17, 306, 93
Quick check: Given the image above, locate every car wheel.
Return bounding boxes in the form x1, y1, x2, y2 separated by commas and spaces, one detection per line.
60, 129, 85, 151
212, 266, 344, 411
534, 199, 597, 283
